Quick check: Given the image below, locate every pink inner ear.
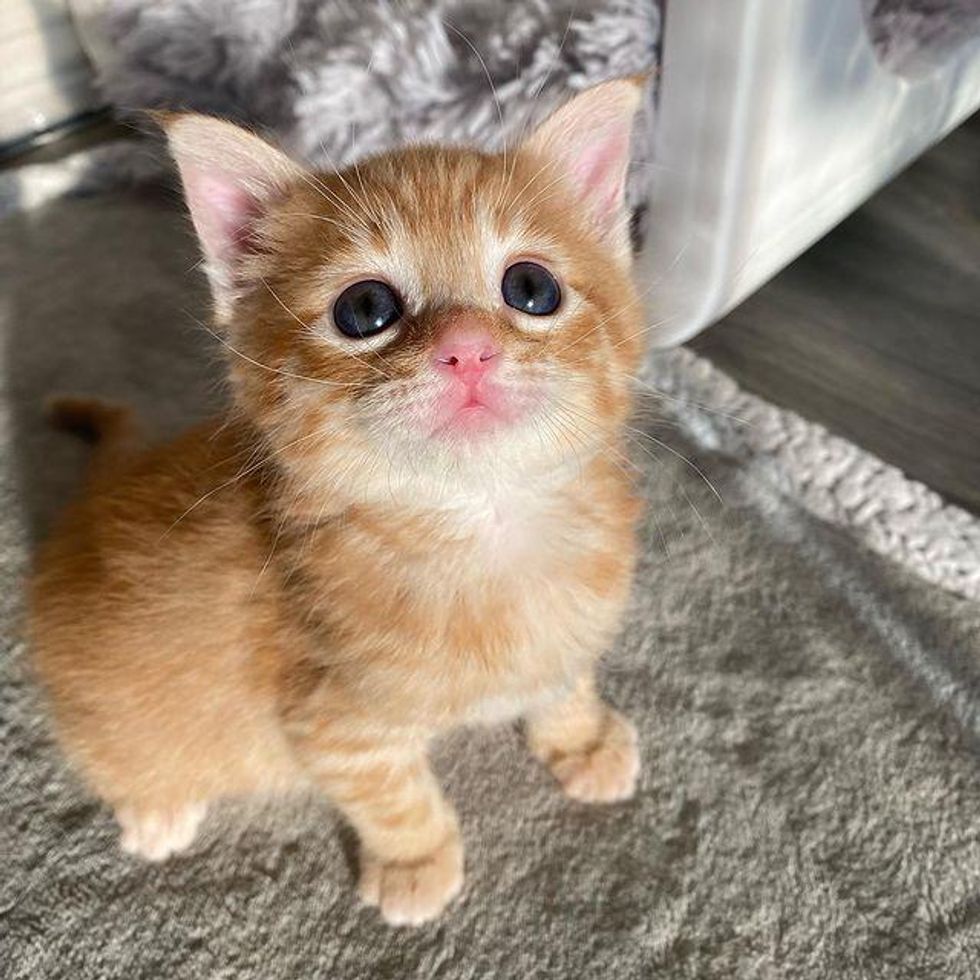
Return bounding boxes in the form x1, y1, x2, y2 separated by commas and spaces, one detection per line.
183, 166, 261, 272
570, 127, 631, 222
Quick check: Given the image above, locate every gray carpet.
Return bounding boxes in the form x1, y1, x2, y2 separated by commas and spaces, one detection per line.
3, 170, 980, 979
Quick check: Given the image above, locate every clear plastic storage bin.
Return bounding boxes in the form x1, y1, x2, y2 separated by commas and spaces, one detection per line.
638, 0, 980, 346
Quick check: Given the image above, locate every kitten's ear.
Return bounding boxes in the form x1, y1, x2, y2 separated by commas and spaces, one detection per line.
522, 78, 644, 258
159, 113, 303, 319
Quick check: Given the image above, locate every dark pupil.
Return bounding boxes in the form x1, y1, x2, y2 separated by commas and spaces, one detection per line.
333, 280, 402, 338
501, 262, 561, 316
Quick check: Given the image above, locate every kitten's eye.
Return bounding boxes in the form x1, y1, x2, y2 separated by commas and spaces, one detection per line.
333, 280, 403, 339
501, 262, 561, 316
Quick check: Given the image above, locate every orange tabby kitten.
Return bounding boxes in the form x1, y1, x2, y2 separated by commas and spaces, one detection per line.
29, 79, 645, 926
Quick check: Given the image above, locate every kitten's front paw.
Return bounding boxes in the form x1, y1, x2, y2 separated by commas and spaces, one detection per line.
116, 802, 207, 861
359, 835, 464, 926
547, 710, 639, 804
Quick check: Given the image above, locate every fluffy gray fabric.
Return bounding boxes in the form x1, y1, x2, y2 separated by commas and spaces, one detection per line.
3, 162, 980, 980
70, 0, 660, 233
100, 0, 658, 153
864, 0, 980, 69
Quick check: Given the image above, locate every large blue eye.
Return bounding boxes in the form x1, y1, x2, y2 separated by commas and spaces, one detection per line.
333, 280, 403, 339
501, 262, 561, 316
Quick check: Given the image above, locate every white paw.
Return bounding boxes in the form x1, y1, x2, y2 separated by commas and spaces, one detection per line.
549, 710, 639, 803
116, 803, 207, 862
359, 835, 464, 926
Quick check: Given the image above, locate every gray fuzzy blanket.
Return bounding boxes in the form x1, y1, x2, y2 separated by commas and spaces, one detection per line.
867, 0, 980, 68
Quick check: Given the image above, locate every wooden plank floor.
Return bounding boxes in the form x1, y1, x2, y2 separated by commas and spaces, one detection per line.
691, 112, 980, 514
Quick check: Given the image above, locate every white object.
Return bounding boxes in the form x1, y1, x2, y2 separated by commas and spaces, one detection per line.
0, 0, 101, 147
637, 0, 980, 347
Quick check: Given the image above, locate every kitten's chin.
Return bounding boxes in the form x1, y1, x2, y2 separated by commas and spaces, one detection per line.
430, 404, 506, 440
427, 384, 523, 442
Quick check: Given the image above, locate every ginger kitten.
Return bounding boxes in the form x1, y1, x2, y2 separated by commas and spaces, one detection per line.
29, 79, 646, 926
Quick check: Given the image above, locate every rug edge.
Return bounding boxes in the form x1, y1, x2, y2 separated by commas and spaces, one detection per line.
646, 347, 980, 602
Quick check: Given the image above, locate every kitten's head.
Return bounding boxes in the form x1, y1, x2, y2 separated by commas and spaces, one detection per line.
164, 80, 646, 507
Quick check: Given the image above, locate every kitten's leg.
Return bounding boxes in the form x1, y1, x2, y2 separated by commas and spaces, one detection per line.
295, 736, 462, 926
527, 675, 639, 803
116, 801, 207, 861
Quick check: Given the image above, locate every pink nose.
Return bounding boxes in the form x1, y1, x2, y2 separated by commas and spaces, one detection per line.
433, 328, 501, 382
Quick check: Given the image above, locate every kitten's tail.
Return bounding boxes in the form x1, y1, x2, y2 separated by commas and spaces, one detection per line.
45, 396, 141, 470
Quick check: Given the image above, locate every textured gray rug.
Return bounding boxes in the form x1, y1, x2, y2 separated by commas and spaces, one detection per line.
3, 151, 980, 979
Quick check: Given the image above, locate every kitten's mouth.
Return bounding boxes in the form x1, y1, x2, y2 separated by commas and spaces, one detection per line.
431, 401, 503, 438
429, 382, 519, 439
